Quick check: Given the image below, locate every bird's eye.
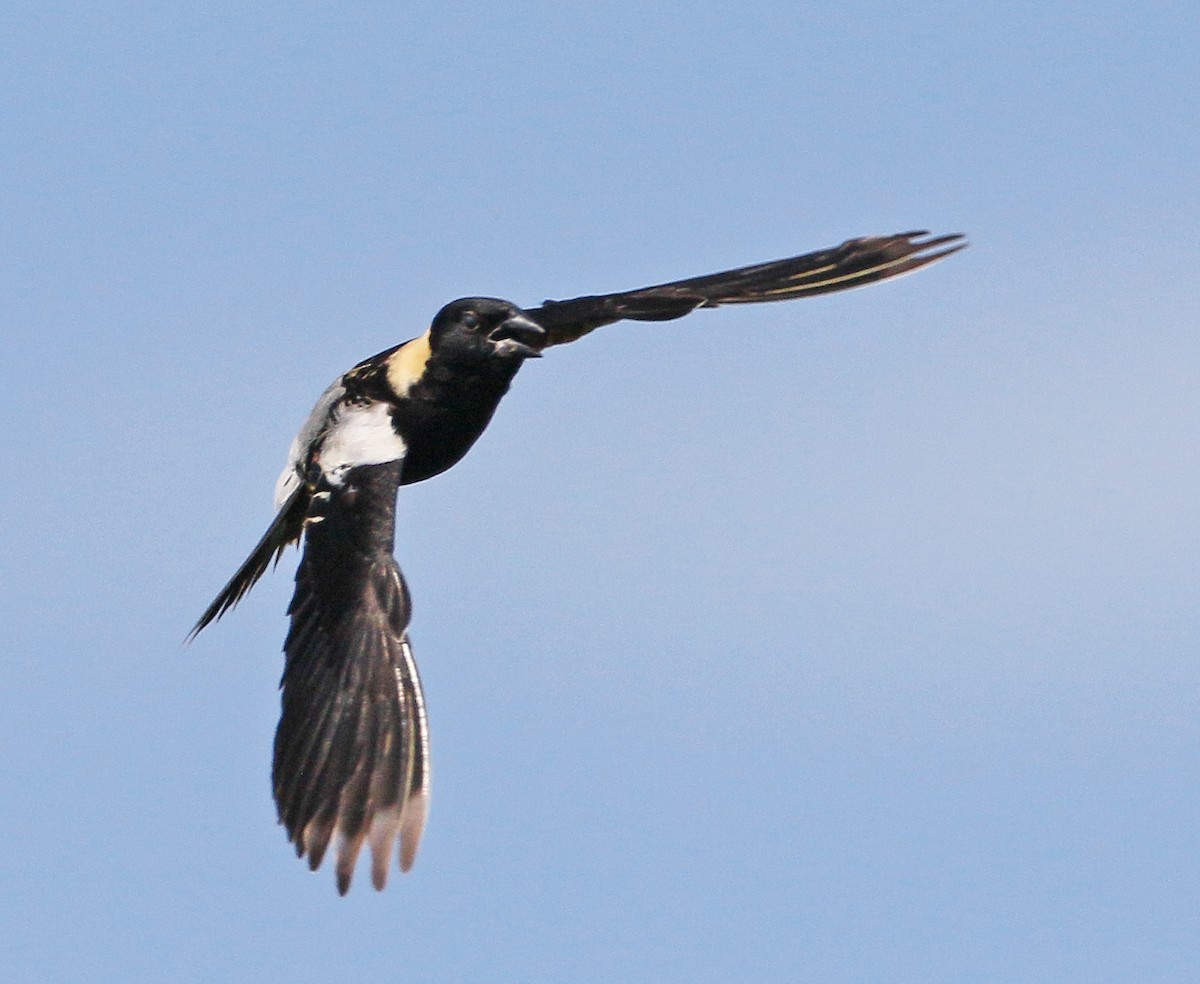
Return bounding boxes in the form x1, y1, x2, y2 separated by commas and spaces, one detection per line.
460, 312, 480, 330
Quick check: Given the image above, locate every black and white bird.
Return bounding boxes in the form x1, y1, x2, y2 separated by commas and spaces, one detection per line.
190, 230, 965, 894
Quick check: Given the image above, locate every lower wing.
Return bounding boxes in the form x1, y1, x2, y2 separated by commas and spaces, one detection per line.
274, 459, 430, 894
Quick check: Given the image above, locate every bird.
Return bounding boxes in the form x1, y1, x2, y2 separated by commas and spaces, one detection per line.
189, 229, 966, 894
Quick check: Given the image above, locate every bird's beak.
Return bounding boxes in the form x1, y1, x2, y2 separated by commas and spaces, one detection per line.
490, 313, 546, 358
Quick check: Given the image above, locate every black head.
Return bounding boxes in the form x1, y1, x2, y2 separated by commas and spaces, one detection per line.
429, 298, 546, 362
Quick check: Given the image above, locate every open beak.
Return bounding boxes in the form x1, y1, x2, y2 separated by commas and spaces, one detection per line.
489, 313, 547, 358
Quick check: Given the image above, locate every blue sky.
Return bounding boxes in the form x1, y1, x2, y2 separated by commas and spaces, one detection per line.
3, 2, 1199, 982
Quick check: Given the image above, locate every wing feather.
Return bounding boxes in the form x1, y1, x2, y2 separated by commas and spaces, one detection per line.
529, 230, 966, 347
274, 459, 431, 893
187, 486, 309, 640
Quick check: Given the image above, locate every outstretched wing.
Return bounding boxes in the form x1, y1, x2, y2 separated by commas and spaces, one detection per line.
275, 458, 430, 894
187, 486, 309, 641
527, 230, 966, 347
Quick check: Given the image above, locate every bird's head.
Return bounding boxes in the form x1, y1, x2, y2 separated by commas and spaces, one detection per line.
430, 298, 546, 362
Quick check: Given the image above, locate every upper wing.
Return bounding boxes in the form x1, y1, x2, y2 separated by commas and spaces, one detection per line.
274, 459, 430, 894
527, 230, 966, 347
190, 378, 411, 641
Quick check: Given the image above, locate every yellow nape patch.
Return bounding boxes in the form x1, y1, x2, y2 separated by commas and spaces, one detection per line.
386, 331, 433, 396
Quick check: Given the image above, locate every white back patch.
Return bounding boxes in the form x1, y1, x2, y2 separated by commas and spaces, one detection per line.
318, 400, 407, 485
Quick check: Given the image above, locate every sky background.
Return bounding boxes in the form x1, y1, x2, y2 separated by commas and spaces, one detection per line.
3, 2, 1199, 982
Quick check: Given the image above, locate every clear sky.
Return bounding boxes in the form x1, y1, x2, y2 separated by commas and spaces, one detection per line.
3, 2, 1199, 982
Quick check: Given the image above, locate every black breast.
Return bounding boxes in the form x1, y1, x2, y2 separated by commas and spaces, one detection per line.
392, 360, 519, 486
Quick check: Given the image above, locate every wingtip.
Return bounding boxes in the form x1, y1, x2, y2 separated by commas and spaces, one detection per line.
911, 235, 969, 266
367, 806, 402, 891
183, 612, 214, 646
912, 231, 968, 252
296, 796, 428, 894
335, 830, 368, 896
399, 791, 430, 873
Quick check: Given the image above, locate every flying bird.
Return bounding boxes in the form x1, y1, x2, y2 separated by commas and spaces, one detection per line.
190, 230, 965, 894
